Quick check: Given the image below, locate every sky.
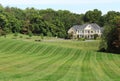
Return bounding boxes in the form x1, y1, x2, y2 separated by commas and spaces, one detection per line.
0, 0, 120, 14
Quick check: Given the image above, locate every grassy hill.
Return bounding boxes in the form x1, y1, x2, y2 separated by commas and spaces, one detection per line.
0, 37, 119, 81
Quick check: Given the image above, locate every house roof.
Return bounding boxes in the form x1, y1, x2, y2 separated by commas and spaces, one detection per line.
71, 23, 101, 31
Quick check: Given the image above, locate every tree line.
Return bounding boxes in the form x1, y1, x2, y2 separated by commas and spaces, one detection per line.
0, 4, 120, 38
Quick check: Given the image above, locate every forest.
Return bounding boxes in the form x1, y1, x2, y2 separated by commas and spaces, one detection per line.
0, 4, 120, 38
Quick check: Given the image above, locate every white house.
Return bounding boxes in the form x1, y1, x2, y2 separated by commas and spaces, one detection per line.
68, 23, 103, 39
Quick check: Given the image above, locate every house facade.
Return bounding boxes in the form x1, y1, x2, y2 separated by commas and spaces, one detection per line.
68, 23, 102, 39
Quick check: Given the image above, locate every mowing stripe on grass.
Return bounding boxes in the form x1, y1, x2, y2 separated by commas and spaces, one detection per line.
89, 52, 105, 81
38, 49, 80, 81
14, 47, 62, 72
0, 40, 17, 52
8, 48, 69, 80
0, 38, 119, 81
20, 49, 76, 81
96, 53, 113, 81
103, 53, 120, 80
58, 50, 82, 81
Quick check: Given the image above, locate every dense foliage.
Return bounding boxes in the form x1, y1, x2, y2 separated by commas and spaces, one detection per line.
0, 4, 120, 38
0, 5, 84, 38
99, 16, 120, 53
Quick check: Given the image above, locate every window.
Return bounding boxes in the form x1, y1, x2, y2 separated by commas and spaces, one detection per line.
88, 31, 90, 33
91, 31, 93, 33
97, 30, 99, 33
96, 31, 97, 33
82, 31, 84, 33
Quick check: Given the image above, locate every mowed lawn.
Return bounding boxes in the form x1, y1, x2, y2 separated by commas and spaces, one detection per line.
0, 38, 119, 81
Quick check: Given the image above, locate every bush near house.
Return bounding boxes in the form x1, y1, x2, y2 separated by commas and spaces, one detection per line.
94, 34, 99, 40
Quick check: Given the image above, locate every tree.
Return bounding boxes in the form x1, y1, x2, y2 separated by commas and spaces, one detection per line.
0, 4, 4, 12
106, 16, 120, 53
104, 11, 120, 25
0, 14, 7, 30
84, 9, 102, 23
99, 16, 120, 54
0, 5, 120, 39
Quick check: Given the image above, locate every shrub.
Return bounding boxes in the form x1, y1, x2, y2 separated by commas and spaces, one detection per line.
14, 32, 18, 38
19, 36, 23, 38
99, 39, 107, 52
28, 31, 33, 38
26, 37, 31, 39
94, 34, 99, 40
35, 39, 41, 42
0, 31, 6, 38
40, 34, 44, 40
78, 37, 85, 41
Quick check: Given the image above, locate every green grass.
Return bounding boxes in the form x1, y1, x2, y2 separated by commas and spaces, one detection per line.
0, 37, 119, 81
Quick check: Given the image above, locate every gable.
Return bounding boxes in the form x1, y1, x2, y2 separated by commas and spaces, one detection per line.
84, 25, 92, 30
68, 28, 76, 34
